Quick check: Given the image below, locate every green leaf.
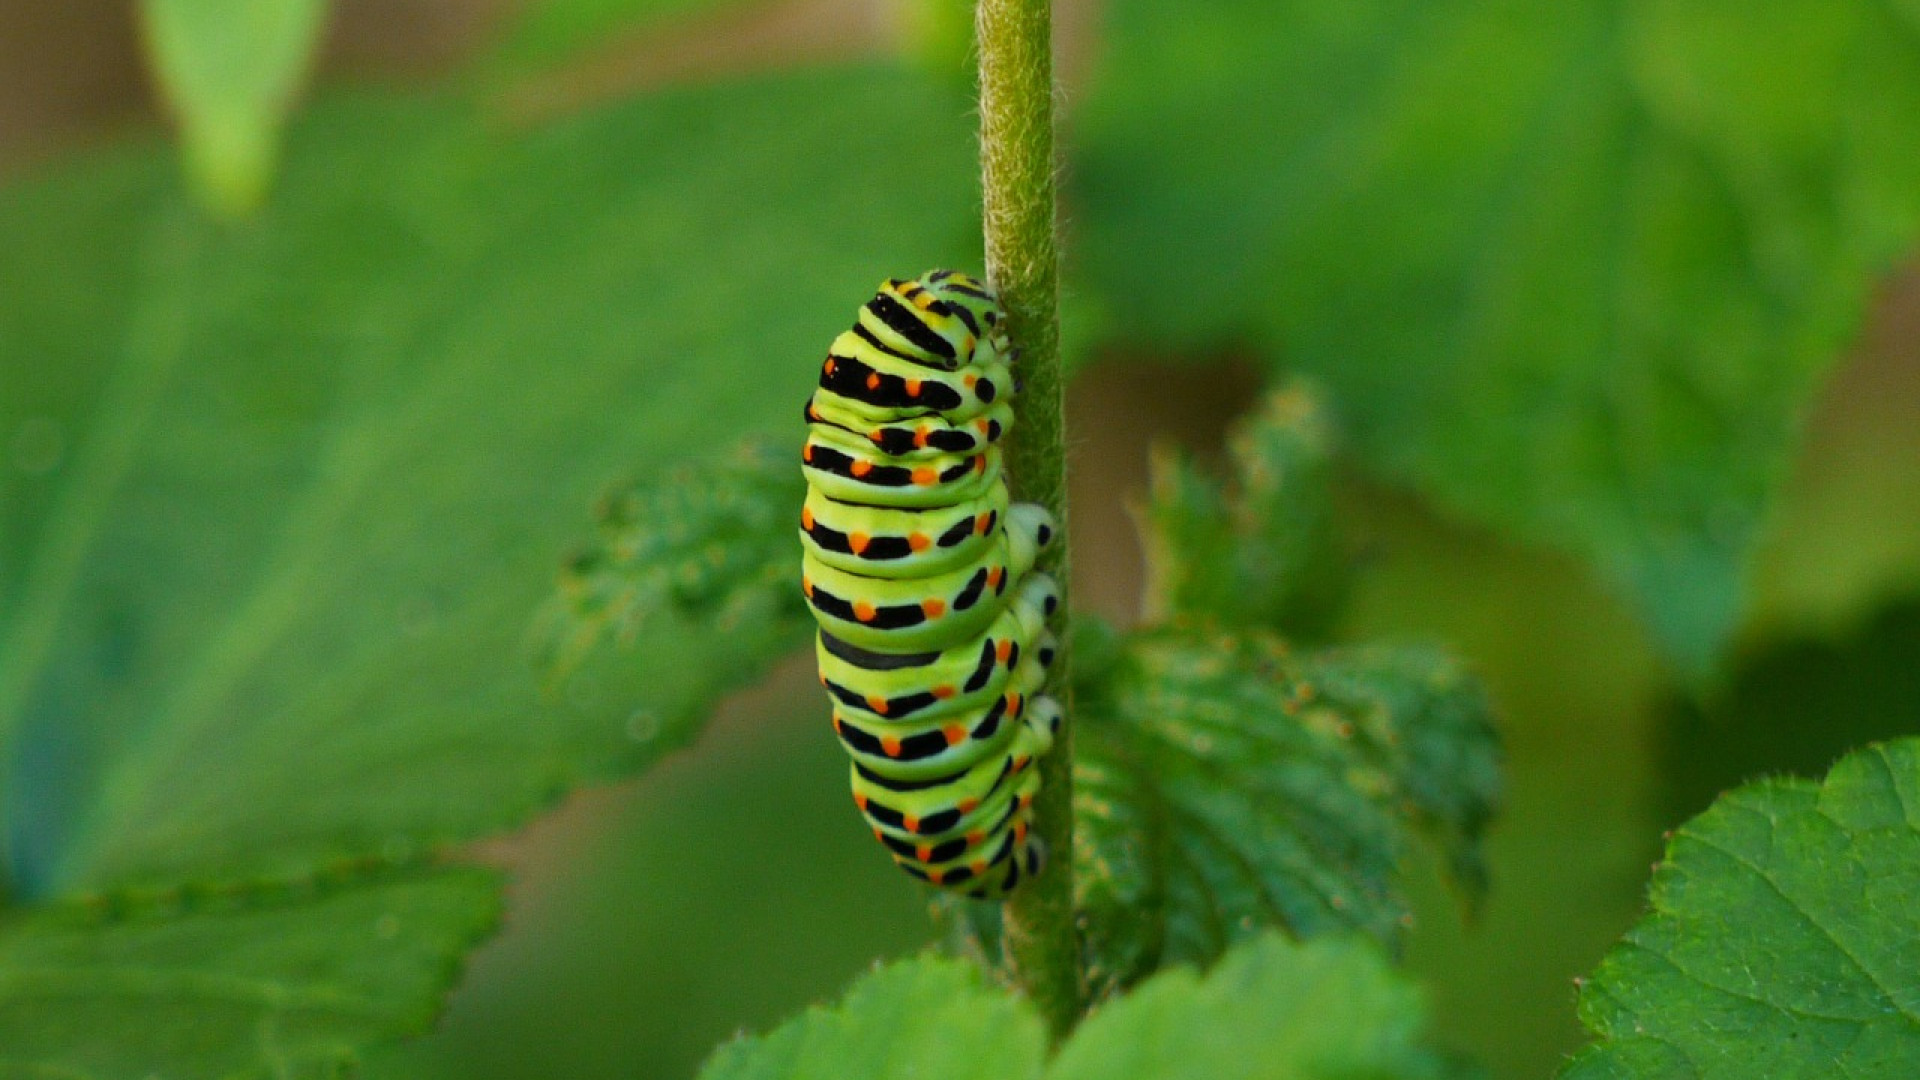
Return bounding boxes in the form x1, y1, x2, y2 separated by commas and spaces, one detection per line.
696, 954, 1048, 1080
697, 934, 1451, 1080
1072, 0, 1920, 675
1073, 626, 1500, 992
0, 60, 978, 1072
0, 66, 976, 895
0, 868, 499, 1079
537, 440, 809, 681
139, 0, 330, 216
1303, 645, 1504, 909
1563, 739, 1920, 1079
1138, 381, 1348, 639
1050, 934, 1451, 1080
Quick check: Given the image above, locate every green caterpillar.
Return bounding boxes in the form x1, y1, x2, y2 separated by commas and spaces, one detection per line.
800, 270, 1060, 898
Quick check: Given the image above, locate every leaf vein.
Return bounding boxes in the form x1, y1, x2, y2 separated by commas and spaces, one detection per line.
1684, 829, 1920, 1026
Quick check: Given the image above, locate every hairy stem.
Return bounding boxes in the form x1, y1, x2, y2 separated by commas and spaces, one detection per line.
977, 0, 1081, 1039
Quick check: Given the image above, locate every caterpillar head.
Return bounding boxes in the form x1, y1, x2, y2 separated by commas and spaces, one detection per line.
918, 270, 1008, 361
859, 271, 1009, 371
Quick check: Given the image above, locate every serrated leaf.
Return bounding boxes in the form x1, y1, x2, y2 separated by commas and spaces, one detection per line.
0, 67, 976, 896
696, 954, 1048, 1080
1139, 381, 1348, 639
1563, 739, 1920, 1079
1072, 0, 1920, 675
0, 867, 499, 1080
1050, 934, 1450, 1080
139, 0, 330, 216
537, 440, 809, 681
1074, 627, 1500, 992
696, 933, 1451, 1080
1303, 645, 1504, 908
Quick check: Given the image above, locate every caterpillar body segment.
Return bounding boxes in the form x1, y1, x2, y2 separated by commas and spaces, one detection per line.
857, 696, 1056, 895
830, 628, 1056, 784
811, 344, 1013, 423
801, 270, 1060, 900
815, 575, 1058, 724
854, 402, 1015, 460
801, 428, 1003, 509
799, 481, 1010, 578
800, 500, 1050, 653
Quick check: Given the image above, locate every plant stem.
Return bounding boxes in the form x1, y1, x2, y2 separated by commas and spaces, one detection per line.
977, 0, 1081, 1039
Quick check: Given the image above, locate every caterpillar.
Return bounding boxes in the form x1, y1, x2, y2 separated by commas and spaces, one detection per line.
799, 270, 1061, 899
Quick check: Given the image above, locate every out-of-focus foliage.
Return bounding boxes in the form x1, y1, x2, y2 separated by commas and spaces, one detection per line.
486, 0, 757, 76
0, 68, 973, 898
700, 933, 1451, 1080
1747, 316, 1920, 635
0, 868, 498, 1080
1339, 484, 1667, 1080
138, 0, 329, 216
1074, 625, 1499, 992
698, 953, 1048, 1080
538, 441, 809, 681
1138, 381, 1347, 638
1660, 593, 1920, 826
0, 63, 979, 1074
901, 0, 980, 81
1563, 739, 1920, 1079
363, 692, 934, 1080
1073, 0, 1920, 676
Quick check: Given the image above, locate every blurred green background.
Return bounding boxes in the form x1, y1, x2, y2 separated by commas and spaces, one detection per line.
2, 1, 1917, 1078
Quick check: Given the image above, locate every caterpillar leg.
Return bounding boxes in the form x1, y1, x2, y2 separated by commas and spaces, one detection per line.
957, 765, 1049, 899
1023, 691, 1063, 758
974, 688, 1062, 899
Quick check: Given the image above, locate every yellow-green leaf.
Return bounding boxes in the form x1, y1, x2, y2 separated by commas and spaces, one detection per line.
139, 0, 330, 216
1052, 935, 1451, 1080
697, 954, 1047, 1080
